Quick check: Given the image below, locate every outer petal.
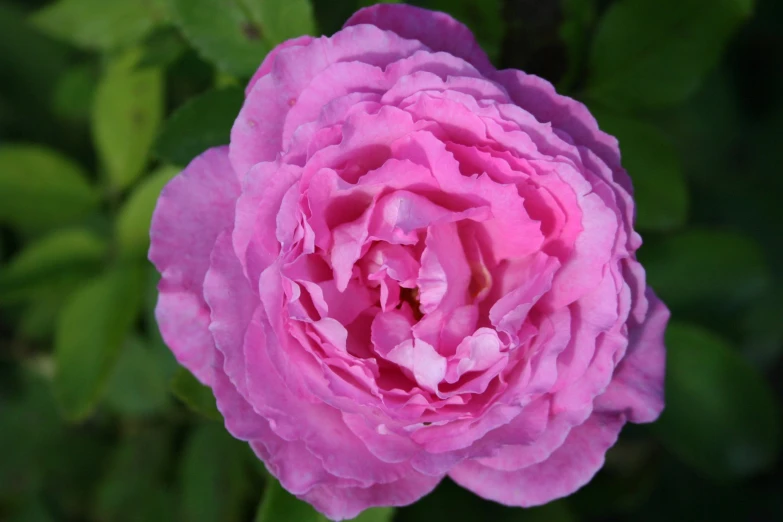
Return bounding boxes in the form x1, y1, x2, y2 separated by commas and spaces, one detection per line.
149, 146, 239, 384
594, 289, 669, 422
449, 413, 625, 507
245, 35, 315, 96
302, 473, 442, 521
344, 4, 494, 75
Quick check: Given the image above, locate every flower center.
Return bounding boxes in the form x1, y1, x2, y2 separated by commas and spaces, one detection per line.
399, 286, 424, 320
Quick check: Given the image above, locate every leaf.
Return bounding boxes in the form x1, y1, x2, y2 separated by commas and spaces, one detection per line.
590, 108, 688, 230
0, 229, 106, 304
180, 423, 251, 522
245, 0, 317, 46
171, 367, 222, 421
255, 476, 327, 522
155, 87, 244, 165
409, 0, 504, 62
170, 0, 271, 77
587, 0, 754, 108
138, 27, 188, 68
52, 64, 98, 122
350, 507, 396, 522
53, 264, 145, 420
639, 229, 771, 312
558, 0, 596, 91
95, 427, 176, 522
104, 336, 170, 416
0, 371, 64, 498
116, 165, 180, 257
31, 0, 170, 51
0, 144, 99, 232
655, 322, 782, 479
93, 50, 164, 190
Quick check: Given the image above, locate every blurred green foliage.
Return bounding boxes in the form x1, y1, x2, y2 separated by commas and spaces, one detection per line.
1, 0, 781, 521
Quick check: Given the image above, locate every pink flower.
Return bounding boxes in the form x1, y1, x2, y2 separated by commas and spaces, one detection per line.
149, 4, 668, 520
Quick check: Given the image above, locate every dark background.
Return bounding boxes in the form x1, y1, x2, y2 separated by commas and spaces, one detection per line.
1, 0, 781, 521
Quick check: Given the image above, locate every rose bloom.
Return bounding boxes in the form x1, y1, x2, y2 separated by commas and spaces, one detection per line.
150, 4, 669, 520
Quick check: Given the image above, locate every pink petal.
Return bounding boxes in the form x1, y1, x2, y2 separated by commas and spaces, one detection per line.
344, 3, 494, 75
594, 289, 669, 422
149, 147, 238, 384
231, 24, 425, 175
203, 230, 257, 398
302, 472, 442, 521
245, 35, 314, 96
449, 413, 626, 507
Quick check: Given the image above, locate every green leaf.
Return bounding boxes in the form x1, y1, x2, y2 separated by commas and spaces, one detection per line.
93, 50, 164, 190
590, 108, 688, 230
180, 423, 251, 522
31, 0, 170, 51
104, 336, 170, 416
255, 476, 327, 522
7, 497, 56, 522
0, 144, 99, 232
655, 322, 782, 479
558, 0, 596, 92
171, 367, 222, 421
639, 229, 771, 312
587, 0, 754, 108
0, 371, 64, 499
138, 27, 188, 68
245, 0, 317, 46
350, 507, 396, 522
358, 0, 401, 6
116, 165, 180, 257
0, 229, 106, 304
52, 64, 98, 122
409, 0, 504, 62
155, 87, 244, 165
53, 264, 145, 420
170, 0, 271, 77
95, 427, 176, 522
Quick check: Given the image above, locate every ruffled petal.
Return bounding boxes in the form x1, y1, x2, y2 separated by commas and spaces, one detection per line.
344, 4, 494, 75
149, 147, 239, 384
449, 413, 625, 507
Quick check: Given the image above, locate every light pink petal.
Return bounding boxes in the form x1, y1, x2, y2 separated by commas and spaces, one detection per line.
344, 3, 494, 75
595, 289, 669, 423
417, 222, 471, 315
385, 339, 447, 393
149, 147, 238, 384
449, 413, 626, 507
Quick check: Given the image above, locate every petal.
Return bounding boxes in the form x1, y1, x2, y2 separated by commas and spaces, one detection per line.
204, 230, 257, 398
344, 3, 494, 75
449, 413, 626, 507
594, 289, 669, 423
302, 472, 442, 521
149, 146, 239, 384
230, 24, 425, 175
245, 35, 315, 96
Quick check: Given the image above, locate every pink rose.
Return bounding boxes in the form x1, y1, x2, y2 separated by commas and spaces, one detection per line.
150, 4, 669, 520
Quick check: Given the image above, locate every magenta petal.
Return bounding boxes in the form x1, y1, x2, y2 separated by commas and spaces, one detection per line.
149, 147, 239, 384
594, 289, 669, 422
245, 35, 315, 96
449, 413, 625, 507
344, 4, 494, 75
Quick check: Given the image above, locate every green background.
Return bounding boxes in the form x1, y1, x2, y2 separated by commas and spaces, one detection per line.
1, 0, 781, 520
